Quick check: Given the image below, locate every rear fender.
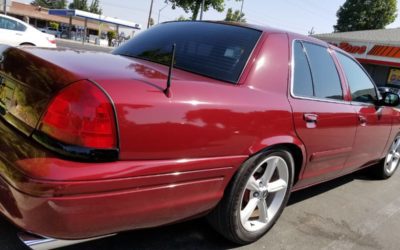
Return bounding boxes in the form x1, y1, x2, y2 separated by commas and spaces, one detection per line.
248, 134, 307, 184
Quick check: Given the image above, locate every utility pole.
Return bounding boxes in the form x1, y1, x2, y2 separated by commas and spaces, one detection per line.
3, 0, 7, 15
200, 0, 205, 20
239, 0, 244, 19
147, 0, 154, 29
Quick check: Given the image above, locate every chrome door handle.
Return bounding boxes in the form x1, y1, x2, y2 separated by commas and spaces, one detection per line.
358, 115, 367, 126
303, 113, 318, 128
303, 113, 318, 123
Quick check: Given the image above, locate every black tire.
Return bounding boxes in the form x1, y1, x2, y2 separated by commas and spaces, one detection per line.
207, 149, 294, 245
372, 135, 400, 179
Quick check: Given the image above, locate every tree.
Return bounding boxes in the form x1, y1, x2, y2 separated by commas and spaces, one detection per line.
224, 8, 245, 22
166, 0, 225, 21
69, 0, 89, 11
49, 21, 59, 30
89, 0, 102, 14
176, 15, 190, 21
149, 17, 155, 27
107, 30, 116, 46
69, 0, 103, 14
335, 0, 397, 32
31, 0, 67, 9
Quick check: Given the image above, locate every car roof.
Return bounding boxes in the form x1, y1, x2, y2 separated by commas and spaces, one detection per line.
162, 20, 287, 34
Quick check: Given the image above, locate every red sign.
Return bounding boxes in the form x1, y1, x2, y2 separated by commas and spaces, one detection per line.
330, 42, 367, 55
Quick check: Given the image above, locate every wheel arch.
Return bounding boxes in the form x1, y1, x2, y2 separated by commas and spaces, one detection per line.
247, 135, 306, 185
19, 42, 36, 46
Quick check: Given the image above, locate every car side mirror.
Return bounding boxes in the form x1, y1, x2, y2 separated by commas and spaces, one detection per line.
379, 92, 400, 107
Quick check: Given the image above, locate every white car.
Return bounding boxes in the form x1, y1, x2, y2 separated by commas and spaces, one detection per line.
0, 14, 56, 48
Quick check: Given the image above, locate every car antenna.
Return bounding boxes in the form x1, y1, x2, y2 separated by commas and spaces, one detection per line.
164, 43, 176, 97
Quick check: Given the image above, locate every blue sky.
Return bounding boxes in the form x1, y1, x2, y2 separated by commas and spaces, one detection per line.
16, 0, 400, 35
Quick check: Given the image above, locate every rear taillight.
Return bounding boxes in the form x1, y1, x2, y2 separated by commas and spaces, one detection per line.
38, 80, 117, 150
47, 37, 56, 44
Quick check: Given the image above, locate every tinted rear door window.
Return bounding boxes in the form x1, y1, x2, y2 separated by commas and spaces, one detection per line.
303, 43, 343, 100
113, 22, 262, 83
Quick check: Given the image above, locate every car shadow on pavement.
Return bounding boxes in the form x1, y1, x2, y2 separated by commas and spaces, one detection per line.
0, 169, 380, 250
288, 168, 378, 206
0, 218, 29, 250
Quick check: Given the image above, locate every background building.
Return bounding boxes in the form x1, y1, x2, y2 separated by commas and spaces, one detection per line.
315, 28, 400, 89
7, 1, 112, 36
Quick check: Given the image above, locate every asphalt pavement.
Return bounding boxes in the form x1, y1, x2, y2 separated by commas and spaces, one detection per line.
1, 168, 400, 250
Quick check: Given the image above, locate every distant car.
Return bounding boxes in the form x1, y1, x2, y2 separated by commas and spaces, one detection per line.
38, 27, 61, 38
379, 86, 400, 95
0, 21, 400, 249
0, 14, 56, 48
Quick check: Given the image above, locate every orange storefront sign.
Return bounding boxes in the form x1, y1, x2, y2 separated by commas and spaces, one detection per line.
368, 45, 400, 59
331, 41, 400, 59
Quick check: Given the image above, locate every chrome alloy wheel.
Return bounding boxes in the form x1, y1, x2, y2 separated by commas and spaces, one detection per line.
385, 137, 400, 175
239, 156, 289, 232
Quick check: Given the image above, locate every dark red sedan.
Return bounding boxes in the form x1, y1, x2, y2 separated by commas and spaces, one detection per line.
0, 21, 399, 249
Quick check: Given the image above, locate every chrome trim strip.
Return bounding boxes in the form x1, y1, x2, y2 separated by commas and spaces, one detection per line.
18, 232, 116, 250
289, 39, 350, 105
350, 101, 375, 107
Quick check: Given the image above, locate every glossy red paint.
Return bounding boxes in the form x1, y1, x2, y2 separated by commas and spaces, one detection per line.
0, 22, 399, 240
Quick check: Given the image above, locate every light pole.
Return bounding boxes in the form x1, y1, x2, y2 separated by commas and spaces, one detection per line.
239, 0, 245, 20
200, 0, 205, 20
158, 3, 168, 24
3, 0, 7, 15
147, 0, 154, 29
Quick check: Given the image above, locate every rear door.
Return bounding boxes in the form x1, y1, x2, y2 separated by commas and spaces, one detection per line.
335, 52, 393, 171
289, 41, 358, 185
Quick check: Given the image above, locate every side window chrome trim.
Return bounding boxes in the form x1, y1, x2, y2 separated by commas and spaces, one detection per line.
350, 101, 375, 107
289, 39, 350, 105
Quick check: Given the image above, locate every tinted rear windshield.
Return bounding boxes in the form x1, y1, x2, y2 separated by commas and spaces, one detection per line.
113, 22, 262, 83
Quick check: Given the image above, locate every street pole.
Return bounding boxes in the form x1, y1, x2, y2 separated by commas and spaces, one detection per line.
147, 0, 154, 29
200, 0, 205, 20
158, 4, 168, 24
3, 0, 7, 15
239, 0, 244, 20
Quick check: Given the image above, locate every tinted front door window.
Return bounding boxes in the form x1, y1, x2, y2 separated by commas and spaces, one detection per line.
336, 52, 377, 103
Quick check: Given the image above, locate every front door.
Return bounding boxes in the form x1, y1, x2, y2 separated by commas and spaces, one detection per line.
289, 41, 358, 186
335, 52, 393, 171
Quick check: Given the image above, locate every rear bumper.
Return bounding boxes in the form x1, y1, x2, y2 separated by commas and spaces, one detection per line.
0, 121, 246, 239
0, 172, 226, 239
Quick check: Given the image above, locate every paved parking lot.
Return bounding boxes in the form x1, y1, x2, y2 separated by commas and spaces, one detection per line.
56, 39, 113, 53
1, 168, 399, 250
